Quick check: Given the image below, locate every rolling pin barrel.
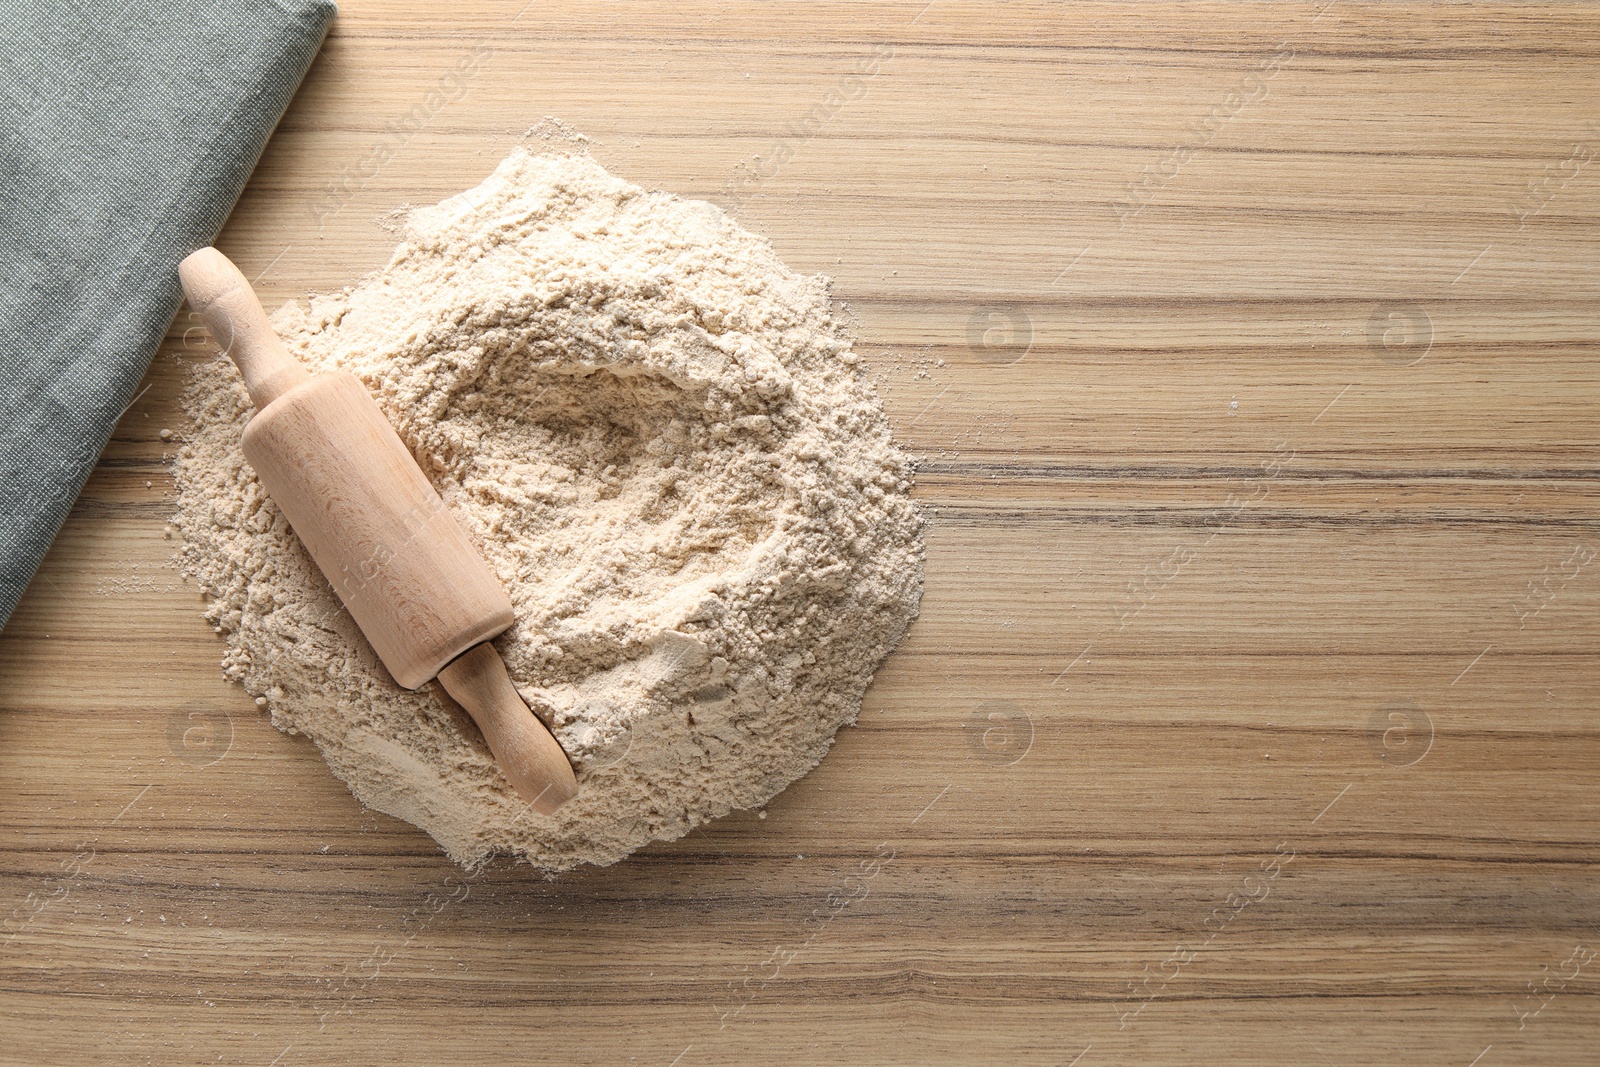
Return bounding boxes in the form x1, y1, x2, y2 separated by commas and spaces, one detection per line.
178, 247, 576, 813
240, 370, 514, 689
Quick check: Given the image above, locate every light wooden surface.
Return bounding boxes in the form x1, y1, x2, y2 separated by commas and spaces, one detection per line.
3, 2, 1599, 1064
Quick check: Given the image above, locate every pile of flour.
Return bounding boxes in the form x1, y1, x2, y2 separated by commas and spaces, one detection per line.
171, 147, 923, 872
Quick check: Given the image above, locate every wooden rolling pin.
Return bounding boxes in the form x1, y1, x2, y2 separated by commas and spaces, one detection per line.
179, 247, 577, 814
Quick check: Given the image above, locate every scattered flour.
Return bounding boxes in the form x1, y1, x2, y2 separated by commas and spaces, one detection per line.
171, 147, 924, 872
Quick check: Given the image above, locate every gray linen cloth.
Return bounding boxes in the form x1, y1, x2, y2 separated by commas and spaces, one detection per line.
0, 0, 335, 631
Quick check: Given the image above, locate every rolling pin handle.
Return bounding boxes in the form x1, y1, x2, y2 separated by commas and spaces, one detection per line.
438, 643, 579, 814
178, 247, 312, 409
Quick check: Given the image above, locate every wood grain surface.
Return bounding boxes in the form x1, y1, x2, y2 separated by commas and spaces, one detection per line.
4, 2, 1599, 1064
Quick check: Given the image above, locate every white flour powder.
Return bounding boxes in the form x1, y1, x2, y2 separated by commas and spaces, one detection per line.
171, 147, 923, 872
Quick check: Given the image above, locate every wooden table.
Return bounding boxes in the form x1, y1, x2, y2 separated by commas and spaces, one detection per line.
3, 3, 1597, 1063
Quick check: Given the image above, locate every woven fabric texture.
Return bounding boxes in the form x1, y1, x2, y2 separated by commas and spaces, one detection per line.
0, 0, 335, 630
